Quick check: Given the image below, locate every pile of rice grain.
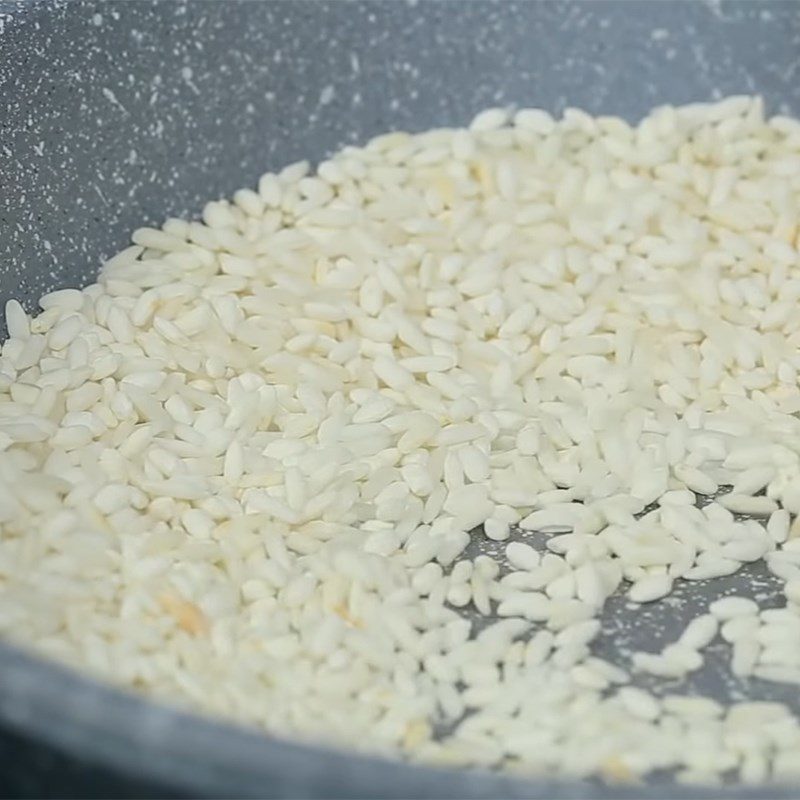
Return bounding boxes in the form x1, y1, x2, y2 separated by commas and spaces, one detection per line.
4, 96, 800, 784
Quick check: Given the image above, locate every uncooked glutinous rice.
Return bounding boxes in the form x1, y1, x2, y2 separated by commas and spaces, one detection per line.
5, 97, 800, 784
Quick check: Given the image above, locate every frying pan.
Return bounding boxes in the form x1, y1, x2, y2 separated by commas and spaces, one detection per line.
2, 1, 800, 796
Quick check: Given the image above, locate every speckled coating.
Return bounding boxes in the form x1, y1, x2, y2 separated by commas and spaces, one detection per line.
2, 1, 800, 797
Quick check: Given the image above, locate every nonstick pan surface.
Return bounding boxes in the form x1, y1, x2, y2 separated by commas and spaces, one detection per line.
2, 2, 800, 796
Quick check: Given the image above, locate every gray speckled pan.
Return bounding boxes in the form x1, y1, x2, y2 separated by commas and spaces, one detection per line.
2, 1, 800, 797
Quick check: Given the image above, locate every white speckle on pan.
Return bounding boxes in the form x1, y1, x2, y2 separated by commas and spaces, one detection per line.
180, 66, 200, 95
91, 13, 102, 27
703, 0, 724, 18
319, 84, 335, 106
101, 87, 128, 115
93, 184, 109, 206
